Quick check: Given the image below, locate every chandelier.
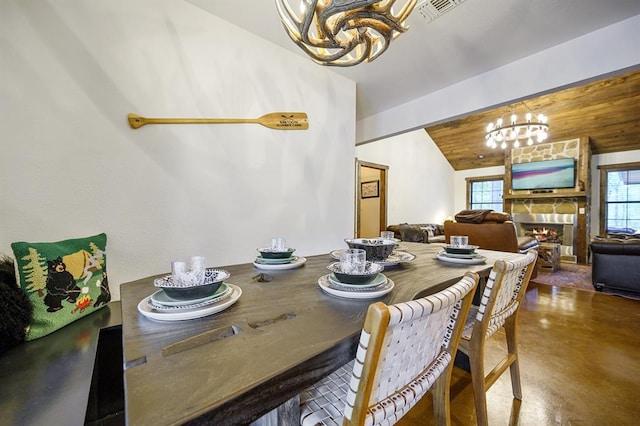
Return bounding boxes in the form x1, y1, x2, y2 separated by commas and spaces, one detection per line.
485, 106, 549, 149
275, 0, 418, 67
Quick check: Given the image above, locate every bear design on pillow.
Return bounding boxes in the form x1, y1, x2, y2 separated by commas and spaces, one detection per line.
44, 257, 82, 313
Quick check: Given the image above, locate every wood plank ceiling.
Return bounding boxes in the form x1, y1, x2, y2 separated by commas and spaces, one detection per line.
425, 68, 640, 171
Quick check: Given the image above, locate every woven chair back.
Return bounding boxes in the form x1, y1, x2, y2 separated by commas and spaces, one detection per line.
344, 271, 478, 425
474, 251, 537, 340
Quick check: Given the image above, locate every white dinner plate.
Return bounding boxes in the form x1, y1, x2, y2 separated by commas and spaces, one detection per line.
253, 256, 306, 270
138, 284, 242, 321
435, 251, 487, 265
377, 251, 416, 266
254, 256, 297, 264
318, 274, 394, 299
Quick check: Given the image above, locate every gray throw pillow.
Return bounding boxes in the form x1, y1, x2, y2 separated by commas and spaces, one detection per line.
399, 224, 427, 243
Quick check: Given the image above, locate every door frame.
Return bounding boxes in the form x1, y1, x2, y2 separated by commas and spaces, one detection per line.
355, 159, 389, 238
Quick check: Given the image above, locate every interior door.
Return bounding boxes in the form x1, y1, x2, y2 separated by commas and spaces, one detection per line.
355, 160, 388, 238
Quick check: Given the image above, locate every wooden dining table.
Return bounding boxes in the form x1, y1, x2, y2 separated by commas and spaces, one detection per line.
119, 242, 525, 425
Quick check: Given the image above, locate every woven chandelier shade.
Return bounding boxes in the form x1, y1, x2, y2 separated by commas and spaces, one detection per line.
275, 0, 418, 67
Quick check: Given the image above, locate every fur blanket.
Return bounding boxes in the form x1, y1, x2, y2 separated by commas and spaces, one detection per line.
454, 210, 512, 224
0, 255, 33, 355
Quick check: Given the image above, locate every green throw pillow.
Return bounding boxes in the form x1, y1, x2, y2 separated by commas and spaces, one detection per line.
11, 233, 111, 340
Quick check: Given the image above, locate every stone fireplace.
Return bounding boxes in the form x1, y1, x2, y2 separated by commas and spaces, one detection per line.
504, 138, 590, 264
513, 213, 577, 263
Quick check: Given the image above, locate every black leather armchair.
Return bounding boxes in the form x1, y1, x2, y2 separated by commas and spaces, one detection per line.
590, 237, 640, 295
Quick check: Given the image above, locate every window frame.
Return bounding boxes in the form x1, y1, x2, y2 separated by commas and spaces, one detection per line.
598, 161, 640, 236
466, 175, 505, 211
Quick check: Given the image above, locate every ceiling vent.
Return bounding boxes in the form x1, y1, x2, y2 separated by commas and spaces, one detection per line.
416, 0, 467, 21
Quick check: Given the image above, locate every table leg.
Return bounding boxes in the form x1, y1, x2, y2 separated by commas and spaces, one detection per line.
250, 394, 300, 426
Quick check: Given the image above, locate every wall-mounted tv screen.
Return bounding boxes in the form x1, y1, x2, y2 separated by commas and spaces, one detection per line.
511, 158, 576, 190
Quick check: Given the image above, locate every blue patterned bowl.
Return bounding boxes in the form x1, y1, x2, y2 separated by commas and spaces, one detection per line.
327, 261, 383, 284
154, 268, 230, 301
344, 238, 396, 262
257, 247, 296, 259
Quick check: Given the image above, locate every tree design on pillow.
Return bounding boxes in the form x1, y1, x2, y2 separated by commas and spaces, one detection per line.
19, 248, 48, 296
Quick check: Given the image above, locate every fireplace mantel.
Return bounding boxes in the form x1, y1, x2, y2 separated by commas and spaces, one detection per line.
504, 191, 586, 200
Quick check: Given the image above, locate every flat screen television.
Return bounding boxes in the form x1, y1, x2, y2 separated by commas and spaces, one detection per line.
511, 158, 576, 190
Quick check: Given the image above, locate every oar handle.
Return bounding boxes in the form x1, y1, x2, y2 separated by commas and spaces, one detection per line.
128, 114, 256, 129
145, 118, 254, 125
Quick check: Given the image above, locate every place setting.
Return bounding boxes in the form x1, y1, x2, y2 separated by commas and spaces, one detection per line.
436, 235, 487, 265
138, 256, 242, 321
253, 237, 307, 270
330, 232, 416, 267
318, 248, 394, 299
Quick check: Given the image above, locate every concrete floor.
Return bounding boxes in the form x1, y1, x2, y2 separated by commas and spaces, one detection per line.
397, 282, 640, 425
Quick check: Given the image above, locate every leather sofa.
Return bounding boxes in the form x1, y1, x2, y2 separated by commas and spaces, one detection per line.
590, 237, 640, 295
444, 210, 539, 277
444, 220, 539, 254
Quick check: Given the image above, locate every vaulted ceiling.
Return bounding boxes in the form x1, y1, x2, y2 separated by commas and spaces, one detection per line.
425, 68, 640, 170
187, 1, 640, 170
189, 0, 640, 121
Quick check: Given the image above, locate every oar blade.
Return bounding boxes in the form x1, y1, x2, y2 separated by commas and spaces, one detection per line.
128, 113, 147, 129
258, 112, 308, 130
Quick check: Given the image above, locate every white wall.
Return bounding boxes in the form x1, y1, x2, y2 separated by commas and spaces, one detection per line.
356, 130, 455, 225
0, 1, 356, 300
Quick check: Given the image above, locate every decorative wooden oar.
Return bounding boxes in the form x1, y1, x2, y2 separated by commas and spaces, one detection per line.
127, 112, 308, 130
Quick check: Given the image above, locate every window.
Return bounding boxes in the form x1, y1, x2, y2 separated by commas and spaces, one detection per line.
467, 176, 504, 211
599, 163, 640, 235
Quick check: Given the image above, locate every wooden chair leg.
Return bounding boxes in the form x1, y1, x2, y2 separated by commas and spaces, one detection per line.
468, 348, 489, 426
432, 366, 453, 426
504, 317, 523, 400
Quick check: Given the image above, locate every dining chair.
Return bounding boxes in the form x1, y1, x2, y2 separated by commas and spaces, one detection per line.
300, 271, 479, 426
457, 250, 538, 426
